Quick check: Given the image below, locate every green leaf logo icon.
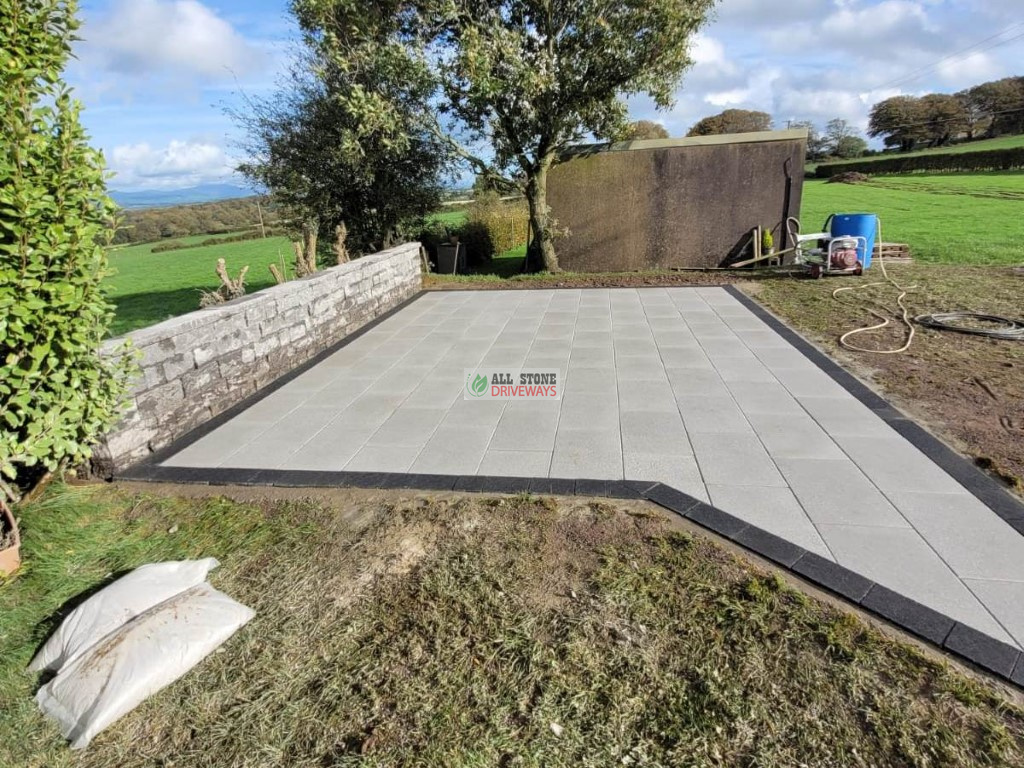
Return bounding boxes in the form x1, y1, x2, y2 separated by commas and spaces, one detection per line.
470, 373, 488, 397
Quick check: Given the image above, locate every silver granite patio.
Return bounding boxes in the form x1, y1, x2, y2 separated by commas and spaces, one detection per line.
160, 287, 1024, 648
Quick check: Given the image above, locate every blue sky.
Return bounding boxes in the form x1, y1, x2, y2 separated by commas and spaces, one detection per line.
67, 0, 1023, 191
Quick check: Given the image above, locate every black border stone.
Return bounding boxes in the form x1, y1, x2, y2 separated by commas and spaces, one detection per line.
792, 552, 873, 603
644, 484, 701, 516
685, 502, 749, 539
1012, 656, 1024, 688
943, 623, 1021, 678
604, 481, 645, 500
733, 526, 806, 567
527, 478, 577, 496
575, 479, 610, 497
861, 585, 955, 646
624, 479, 659, 495
454, 475, 532, 493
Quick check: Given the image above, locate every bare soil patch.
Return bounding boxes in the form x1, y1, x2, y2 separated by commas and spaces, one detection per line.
744, 264, 1024, 495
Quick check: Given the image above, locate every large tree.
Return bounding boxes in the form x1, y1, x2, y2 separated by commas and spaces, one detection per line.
234, 57, 449, 257
834, 135, 867, 159
968, 77, 1024, 137
868, 95, 924, 152
622, 119, 670, 141
296, 0, 715, 272
824, 118, 854, 148
686, 109, 772, 137
234, 4, 452, 260
955, 87, 991, 141
917, 93, 967, 147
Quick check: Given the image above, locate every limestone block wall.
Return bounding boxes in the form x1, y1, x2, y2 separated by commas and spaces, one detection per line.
94, 242, 422, 473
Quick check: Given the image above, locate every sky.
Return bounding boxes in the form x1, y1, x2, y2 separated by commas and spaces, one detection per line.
67, 0, 1024, 192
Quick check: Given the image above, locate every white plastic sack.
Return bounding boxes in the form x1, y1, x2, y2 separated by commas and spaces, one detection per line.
36, 582, 254, 750
29, 558, 220, 674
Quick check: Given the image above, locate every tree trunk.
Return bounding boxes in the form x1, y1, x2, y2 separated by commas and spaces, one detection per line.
294, 218, 319, 277
333, 222, 349, 264
525, 162, 560, 273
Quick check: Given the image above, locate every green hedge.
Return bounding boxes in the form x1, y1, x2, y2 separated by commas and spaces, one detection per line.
150, 229, 279, 253
1, 0, 134, 498
815, 146, 1024, 178
419, 197, 529, 269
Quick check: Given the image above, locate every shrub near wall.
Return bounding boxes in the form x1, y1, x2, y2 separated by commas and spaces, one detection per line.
1, 0, 133, 500
816, 146, 1024, 177
459, 195, 529, 265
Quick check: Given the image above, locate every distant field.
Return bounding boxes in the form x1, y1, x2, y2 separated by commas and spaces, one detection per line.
800, 171, 1024, 264
813, 135, 1024, 172
105, 234, 292, 336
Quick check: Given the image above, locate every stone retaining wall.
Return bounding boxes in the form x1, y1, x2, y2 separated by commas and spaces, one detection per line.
94, 242, 422, 473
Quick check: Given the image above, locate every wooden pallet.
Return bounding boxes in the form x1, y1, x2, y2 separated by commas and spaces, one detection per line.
873, 242, 912, 262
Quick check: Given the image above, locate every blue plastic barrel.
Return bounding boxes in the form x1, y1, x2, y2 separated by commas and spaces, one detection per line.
829, 213, 878, 269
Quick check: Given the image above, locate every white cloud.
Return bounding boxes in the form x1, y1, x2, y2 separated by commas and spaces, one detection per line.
936, 51, 1002, 88
80, 0, 263, 80
691, 35, 730, 71
109, 140, 235, 189
654, 0, 1024, 144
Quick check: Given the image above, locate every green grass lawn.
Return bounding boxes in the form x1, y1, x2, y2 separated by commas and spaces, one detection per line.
428, 208, 469, 226
3, 484, 1024, 766
800, 172, 1024, 264
104, 235, 292, 336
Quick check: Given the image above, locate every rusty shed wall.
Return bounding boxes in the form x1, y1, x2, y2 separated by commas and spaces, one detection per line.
547, 134, 805, 271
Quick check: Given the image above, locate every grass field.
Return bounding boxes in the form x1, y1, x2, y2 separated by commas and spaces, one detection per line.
814, 134, 1024, 172
105, 235, 292, 336
3, 483, 1023, 766
800, 171, 1024, 264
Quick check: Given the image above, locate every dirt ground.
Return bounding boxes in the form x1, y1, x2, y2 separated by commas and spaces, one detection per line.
745, 264, 1024, 495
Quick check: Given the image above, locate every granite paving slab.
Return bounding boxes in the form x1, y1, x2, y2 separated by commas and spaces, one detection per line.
155, 287, 1024, 649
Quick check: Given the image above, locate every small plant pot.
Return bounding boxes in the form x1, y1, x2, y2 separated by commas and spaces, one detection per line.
0, 500, 21, 578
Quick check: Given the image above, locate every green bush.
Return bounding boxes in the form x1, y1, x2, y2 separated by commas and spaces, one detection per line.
0, 0, 134, 500
458, 193, 529, 264
150, 239, 188, 253
816, 146, 1024, 177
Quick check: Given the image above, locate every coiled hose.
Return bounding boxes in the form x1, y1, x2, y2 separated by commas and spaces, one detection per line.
914, 312, 1024, 340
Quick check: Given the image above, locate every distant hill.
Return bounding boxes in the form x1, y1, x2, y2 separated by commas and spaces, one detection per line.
110, 183, 255, 209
